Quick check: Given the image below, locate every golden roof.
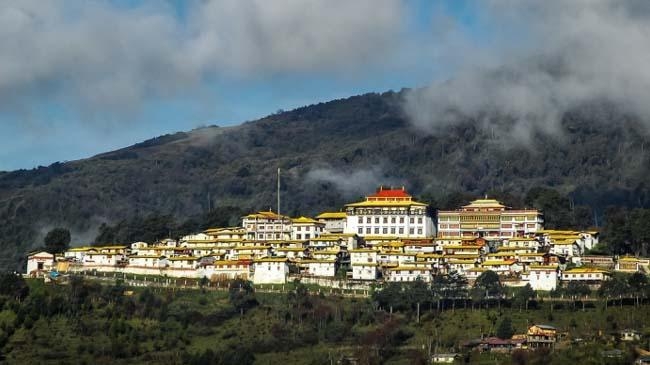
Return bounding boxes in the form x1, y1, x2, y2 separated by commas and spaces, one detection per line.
129, 255, 161, 259
243, 210, 289, 220
315, 212, 347, 219
291, 216, 321, 224
482, 260, 515, 266
299, 259, 336, 264
563, 267, 609, 274
168, 256, 198, 261
463, 198, 505, 209
387, 266, 429, 271
254, 257, 289, 263
345, 200, 427, 208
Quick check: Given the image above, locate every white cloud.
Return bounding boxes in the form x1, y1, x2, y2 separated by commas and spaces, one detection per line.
306, 165, 401, 198
0, 0, 405, 118
403, 0, 650, 140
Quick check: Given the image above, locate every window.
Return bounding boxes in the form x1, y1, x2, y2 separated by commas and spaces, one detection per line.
358, 217, 363, 224
366, 227, 371, 234
410, 217, 414, 224
383, 217, 388, 224
375, 217, 379, 223
400, 217, 404, 223
358, 227, 363, 234
417, 228, 423, 235
366, 217, 371, 224
409, 228, 414, 235
390, 227, 396, 234
383, 228, 388, 234
297, 226, 302, 231
305, 234, 310, 239
374, 227, 379, 234
391, 217, 396, 223
418, 217, 423, 224
399, 228, 404, 234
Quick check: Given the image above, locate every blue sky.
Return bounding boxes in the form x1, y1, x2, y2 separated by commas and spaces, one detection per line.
0, 0, 490, 171
3, 1, 643, 172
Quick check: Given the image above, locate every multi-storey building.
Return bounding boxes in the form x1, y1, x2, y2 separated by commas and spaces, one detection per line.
437, 198, 543, 239
315, 212, 347, 233
290, 216, 325, 240
242, 210, 292, 241
344, 186, 434, 239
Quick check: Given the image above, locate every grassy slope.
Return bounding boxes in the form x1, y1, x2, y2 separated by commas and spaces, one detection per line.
2, 280, 649, 364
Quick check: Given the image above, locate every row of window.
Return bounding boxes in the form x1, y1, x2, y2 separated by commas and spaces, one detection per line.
439, 215, 539, 222
257, 233, 283, 239
253, 225, 288, 230
348, 209, 425, 215
563, 273, 601, 279
358, 216, 423, 224
357, 227, 423, 235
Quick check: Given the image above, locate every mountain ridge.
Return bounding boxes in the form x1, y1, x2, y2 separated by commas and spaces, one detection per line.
1, 90, 649, 269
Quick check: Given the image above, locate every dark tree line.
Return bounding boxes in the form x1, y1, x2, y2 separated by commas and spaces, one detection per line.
93, 206, 244, 245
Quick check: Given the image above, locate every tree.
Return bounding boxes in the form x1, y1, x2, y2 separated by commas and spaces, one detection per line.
472, 270, 503, 308
228, 279, 257, 315
628, 208, 650, 257
566, 282, 591, 310
199, 276, 209, 292
374, 282, 408, 312
525, 187, 572, 229
44, 227, 71, 253
512, 283, 535, 311
601, 207, 631, 254
496, 316, 515, 339
431, 272, 468, 311
628, 272, 648, 307
0, 272, 29, 301
598, 273, 630, 309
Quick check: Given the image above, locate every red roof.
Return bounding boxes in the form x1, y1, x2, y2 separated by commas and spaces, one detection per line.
367, 186, 411, 198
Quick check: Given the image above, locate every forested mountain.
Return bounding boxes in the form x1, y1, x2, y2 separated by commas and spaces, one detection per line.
1, 90, 650, 270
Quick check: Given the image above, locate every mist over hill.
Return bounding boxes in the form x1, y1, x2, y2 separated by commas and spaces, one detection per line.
1, 90, 649, 270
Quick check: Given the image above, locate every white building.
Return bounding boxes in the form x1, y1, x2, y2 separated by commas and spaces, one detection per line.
437, 198, 543, 239
315, 212, 347, 234
352, 263, 378, 280
26, 251, 54, 276
242, 210, 292, 241
291, 217, 325, 240
561, 268, 609, 287
128, 255, 167, 269
199, 260, 251, 282
252, 258, 289, 284
526, 266, 558, 291
350, 249, 378, 265
300, 260, 336, 277
385, 266, 432, 282
204, 227, 248, 240
344, 186, 435, 239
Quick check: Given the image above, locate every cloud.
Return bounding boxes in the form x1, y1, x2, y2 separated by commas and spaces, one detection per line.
0, 0, 405, 120
306, 166, 401, 198
403, 0, 650, 141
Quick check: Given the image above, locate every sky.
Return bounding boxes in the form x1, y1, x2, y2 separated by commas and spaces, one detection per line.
2, 1, 650, 171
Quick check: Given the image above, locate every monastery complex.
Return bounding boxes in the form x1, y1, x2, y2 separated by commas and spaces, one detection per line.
26, 187, 650, 292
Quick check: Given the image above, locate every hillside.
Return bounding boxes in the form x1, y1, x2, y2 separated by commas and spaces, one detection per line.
1, 90, 650, 269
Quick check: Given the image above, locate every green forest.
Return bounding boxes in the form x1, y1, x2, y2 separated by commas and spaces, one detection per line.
0, 272, 649, 364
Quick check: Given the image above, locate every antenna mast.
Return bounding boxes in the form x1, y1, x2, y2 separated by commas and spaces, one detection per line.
277, 167, 281, 217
